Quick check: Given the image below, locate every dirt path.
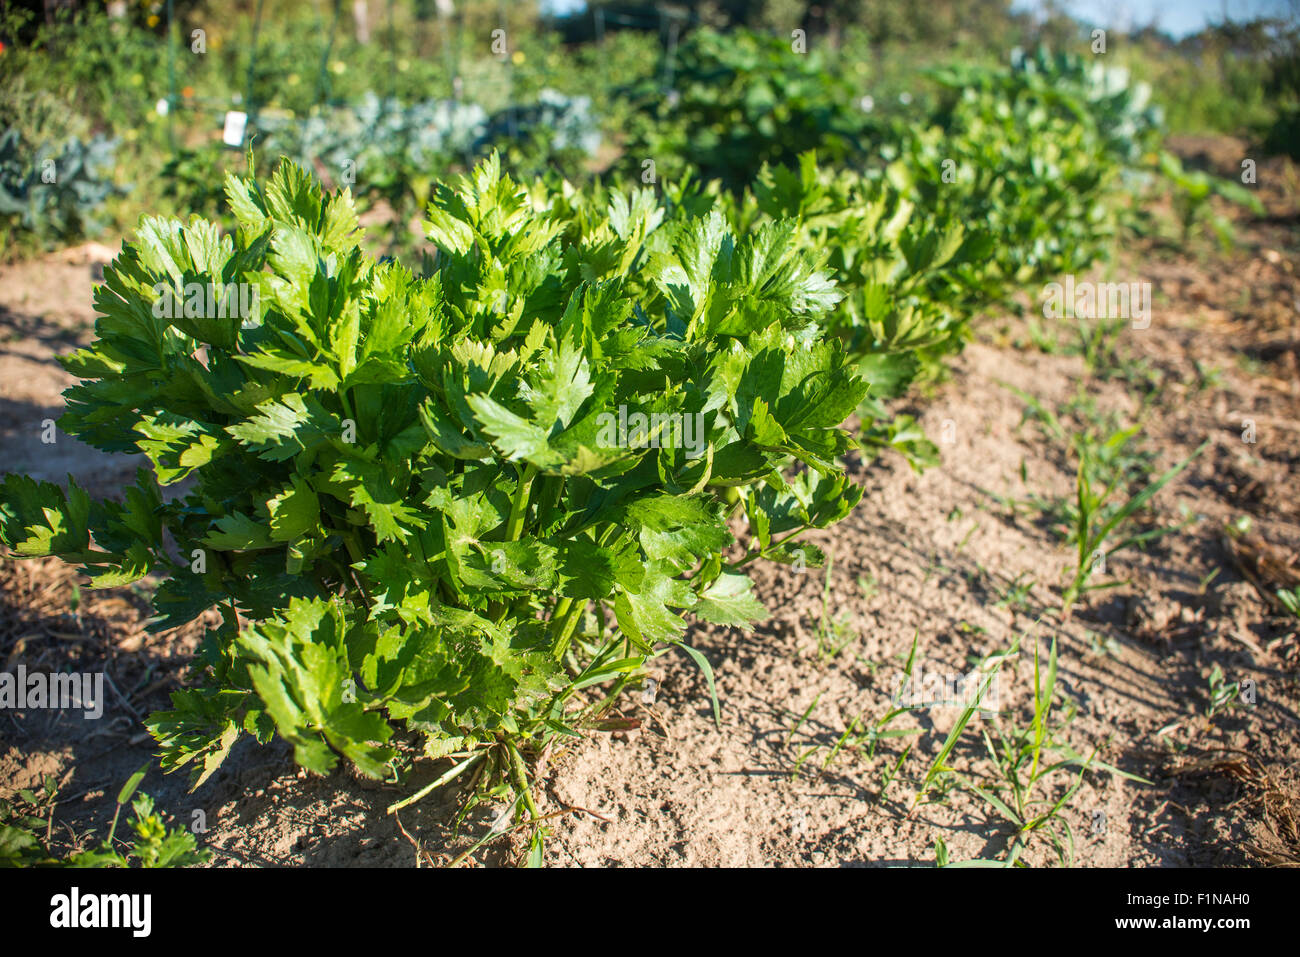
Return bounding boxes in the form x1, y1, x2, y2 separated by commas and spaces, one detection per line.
1, 146, 1297, 867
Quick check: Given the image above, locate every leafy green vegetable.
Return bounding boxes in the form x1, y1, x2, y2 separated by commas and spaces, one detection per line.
0, 126, 126, 249
0, 775, 209, 868
0, 153, 867, 817
619, 28, 874, 191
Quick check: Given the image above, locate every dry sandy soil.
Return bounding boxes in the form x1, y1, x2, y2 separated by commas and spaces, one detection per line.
1, 138, 1298, 867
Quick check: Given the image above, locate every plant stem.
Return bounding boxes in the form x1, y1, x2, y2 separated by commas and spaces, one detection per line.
489, 464, 540, 624
534, 474, 564, 526
341, 529, 371, 603
506, 740, 539, 820
548, 524, 619, 656
504, 463, 539, 543
550, 597, 586, 660
735, 524, 812, 568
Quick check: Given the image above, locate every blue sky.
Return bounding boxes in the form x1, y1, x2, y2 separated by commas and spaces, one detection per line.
1013, 0, 1295, 37
541, 0, 1295, 37
539, 0, 587, 14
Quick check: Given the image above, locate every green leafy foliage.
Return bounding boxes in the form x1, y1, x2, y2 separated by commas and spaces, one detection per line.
0, 154, 867, 812
1157, 149, 1266, 249
1061, 439, 1208, 614
620, 28, 874, 190
0, 773, 209, 868
893, 59, 1131, 293
481, 90, 602, 180
0, 126, 125, 249
731, 50, 1176, 471
610, 46, 1169, 472
256, 94, 488, 214
722, 153, 993, 467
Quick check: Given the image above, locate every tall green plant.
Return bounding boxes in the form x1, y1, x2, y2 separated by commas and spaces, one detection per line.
0, 155, 867, 827
620, 28, 874, 190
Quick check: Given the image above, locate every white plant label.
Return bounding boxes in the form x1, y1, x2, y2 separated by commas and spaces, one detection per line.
222, 110, 248, 148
